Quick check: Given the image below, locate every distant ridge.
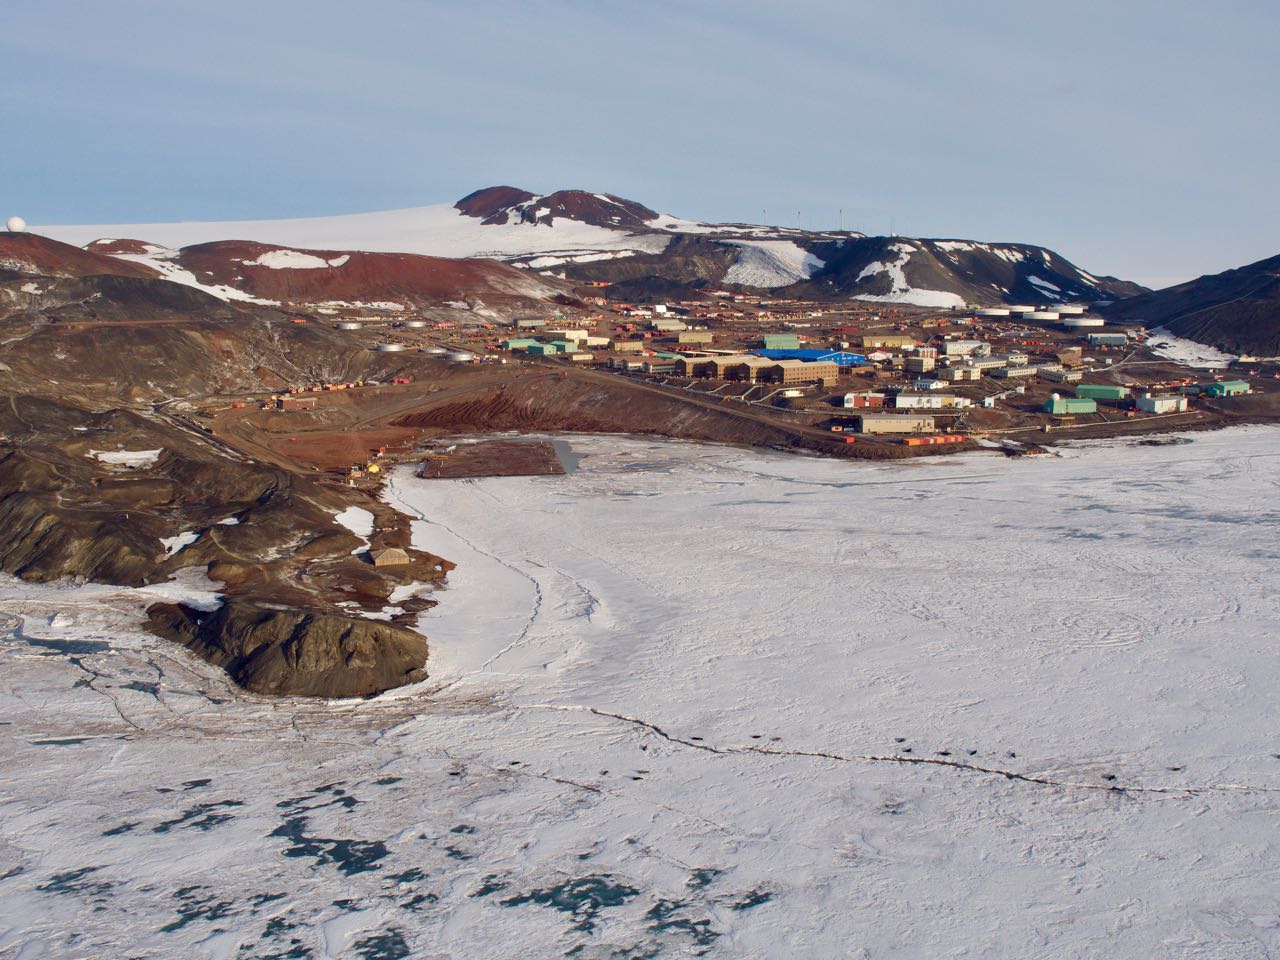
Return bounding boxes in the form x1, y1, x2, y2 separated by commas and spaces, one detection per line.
34, 184, 1145, 307
1103, 253, 1280, 356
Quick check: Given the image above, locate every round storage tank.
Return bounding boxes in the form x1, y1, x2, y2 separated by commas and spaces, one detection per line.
336, 321, 363, 331
1007, 305, 1036, 313
448, 351, 474, 362
373, 342, 406, 352
1021, 311, 1060, 320
1061, 317, 1105, 328
1056, 304, 1086, 315
421, 346, 447, 355
975, 308, 1011, 317
401, 320, 428, 329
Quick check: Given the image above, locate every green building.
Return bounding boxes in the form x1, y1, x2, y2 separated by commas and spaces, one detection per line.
500, 338, 539, 350
526, 343, 558, 356
1202, 380, 1250, 397
1075, 384, 1130, 401
1045, 396, 1097, 415
761, 333, 801, 350
548, 340, 576, 353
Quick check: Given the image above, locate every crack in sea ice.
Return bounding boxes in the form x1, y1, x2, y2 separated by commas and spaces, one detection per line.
524, 705, 1280, 798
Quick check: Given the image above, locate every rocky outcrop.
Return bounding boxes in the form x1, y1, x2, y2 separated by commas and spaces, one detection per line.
0, 489, 162, 585
0, 394, 449, 699
148, 600, 428, 698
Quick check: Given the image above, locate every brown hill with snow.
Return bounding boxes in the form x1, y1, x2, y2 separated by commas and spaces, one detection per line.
167, 240, 564, 308
455, 186, 659, 229
0, 233, 159, 280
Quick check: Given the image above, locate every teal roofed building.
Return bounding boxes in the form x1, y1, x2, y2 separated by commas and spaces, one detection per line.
761, 333, 801, 350
1202, 380, 1250, 397
1045, 396, 1097, 415
1075, 384, 1130, 401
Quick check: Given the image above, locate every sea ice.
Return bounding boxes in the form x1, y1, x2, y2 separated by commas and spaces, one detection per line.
1, 428, 1277, 958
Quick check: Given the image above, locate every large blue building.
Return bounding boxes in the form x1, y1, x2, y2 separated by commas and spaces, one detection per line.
754, 349, 868, 366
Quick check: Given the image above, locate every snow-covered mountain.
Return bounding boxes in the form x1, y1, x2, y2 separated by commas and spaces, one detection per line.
33, 185, 1143, 306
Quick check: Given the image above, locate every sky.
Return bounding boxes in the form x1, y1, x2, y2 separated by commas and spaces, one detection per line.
1, 0, 1276, 289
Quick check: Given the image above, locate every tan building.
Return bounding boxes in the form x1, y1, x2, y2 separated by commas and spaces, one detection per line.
677, 330, 714, 345
370, 547, 411, 567
721, 357, 778, 381
758, 360, 840, 385
862, 334, 916, 350
611, 339, 646, 352
991, 366, 1037, 379
543, 328, 589, 341
675, 356, 719, 377
1042, 368, 1084, 383
905, 356, 936, 373
855, 413, 936, 434
938, 366, 982, 382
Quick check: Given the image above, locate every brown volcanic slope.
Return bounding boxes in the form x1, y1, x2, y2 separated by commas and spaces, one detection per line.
455, 185, 539, 223
392, 372, 935, 460
85, 238, 167, 255
0, 271, 442, 403
0, 393, 448, 697
169, 240, 563, 307
1104, 253, 1280, 355
0, 232, 159, 280
455, 186, 659, 229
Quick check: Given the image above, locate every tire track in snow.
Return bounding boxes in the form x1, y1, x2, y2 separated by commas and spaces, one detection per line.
384, 472, 545, 681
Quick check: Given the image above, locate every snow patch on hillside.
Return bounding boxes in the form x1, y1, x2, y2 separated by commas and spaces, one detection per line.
1147, 328, 1239, 369
723, 240, 825, 287
334, 506, 375, 540
88, 448, 162, 468
110, 250, 279, 305
854, 243, 967, 308
242, 250, 349, 269
160, 530, 200, 557
1027, 275, 1062, 299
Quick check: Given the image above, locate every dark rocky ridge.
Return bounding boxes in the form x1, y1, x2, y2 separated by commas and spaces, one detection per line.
1102, 253, 1280, 355
456, 186, 659, 229
148, 599, 429, 698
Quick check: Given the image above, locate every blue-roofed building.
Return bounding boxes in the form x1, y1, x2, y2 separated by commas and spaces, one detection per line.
754, 349, 867, 366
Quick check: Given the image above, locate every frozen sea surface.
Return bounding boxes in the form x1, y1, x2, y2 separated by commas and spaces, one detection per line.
1, 428, 1278, 958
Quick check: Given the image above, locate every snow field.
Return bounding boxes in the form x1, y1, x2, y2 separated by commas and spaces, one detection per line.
0, 428, 1277, 958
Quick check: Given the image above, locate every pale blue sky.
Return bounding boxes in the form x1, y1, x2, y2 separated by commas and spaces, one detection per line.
2, 0, 1275, 288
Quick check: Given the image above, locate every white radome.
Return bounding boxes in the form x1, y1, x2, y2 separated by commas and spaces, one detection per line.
6, 216, 27, 233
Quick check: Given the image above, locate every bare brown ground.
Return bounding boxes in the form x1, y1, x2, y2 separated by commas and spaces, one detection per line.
264, 427, 427, 471
418, 440, 565, 479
